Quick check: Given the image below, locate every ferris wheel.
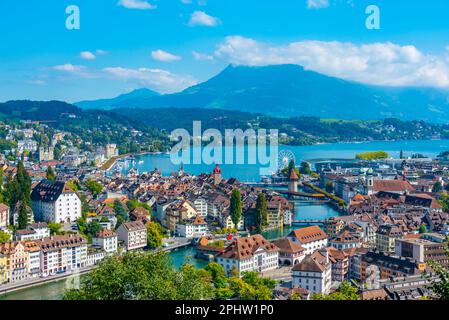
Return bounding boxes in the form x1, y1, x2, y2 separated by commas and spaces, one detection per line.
276, 149, 296, 172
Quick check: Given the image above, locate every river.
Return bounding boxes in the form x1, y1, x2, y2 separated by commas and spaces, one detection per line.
2, 139, 448, 300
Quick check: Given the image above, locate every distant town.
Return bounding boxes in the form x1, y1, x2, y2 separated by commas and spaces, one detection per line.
0, 119, 448, 300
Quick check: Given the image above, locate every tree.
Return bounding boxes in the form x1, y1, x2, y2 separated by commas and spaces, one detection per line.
287, 159, 295, 176
426, 237, 449, 300
399, 150, 404, 159
17, 201, 29, 229
438, 194, 449, 212
114, 199, 128, 228
46, 166, 56, 181
66, 180, 79, 192
254, 193, 268, 233
63, 251, 215, 300
48, 222, 62, 235
300, 161, 312, 175
229, 189, 242, 230
86, 221, 101, 237
355, 151, 388, 161
146, 222, 163, 249
4, 161, 32, 209
312, 281, 359, 300
433, 182, 443, 193
419, 224, 427, 234
0, 230, 10, 243
86, 180, 103, 198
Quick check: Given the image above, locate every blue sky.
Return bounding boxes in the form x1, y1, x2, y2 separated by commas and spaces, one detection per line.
0, 0, 449, 102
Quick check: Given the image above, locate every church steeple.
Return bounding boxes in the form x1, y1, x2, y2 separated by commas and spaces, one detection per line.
213, 164, 222, 185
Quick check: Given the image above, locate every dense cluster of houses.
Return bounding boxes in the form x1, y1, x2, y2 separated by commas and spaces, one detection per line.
2, 131, 449, 301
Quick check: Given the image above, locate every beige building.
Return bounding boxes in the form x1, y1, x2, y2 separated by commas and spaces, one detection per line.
117, 221, 147, 251
0, 203, 9, 228
376, 224, 403, 253
0, 242, 29, 283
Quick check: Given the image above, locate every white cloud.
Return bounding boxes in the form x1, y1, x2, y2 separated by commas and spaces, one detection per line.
192, 51, 214, 61
214, 36, 449, 88
53, 64, 86, 73
307, 0, 330, 9
117, 0, 157, 10
103, 67, 198, 93
80, 51, 96, 60
188, 11, 220, 27
96, 49, 109, 56
27, 79, 47, 86
151, 50, 182, 62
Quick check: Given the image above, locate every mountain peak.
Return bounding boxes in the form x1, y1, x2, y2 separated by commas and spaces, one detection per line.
75, 87, 160, 110
75, 64, 449, 123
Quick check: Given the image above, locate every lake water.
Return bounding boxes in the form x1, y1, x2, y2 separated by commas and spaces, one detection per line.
2, 139, 448, 300
119, 139, 449, 182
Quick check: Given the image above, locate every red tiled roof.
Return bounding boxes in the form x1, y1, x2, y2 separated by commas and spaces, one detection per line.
288, 226, 328, 244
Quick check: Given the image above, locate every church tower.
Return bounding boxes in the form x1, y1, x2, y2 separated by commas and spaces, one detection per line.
213, 164, 222, 185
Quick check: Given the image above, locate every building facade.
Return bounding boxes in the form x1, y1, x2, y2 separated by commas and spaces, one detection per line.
216, 235, 279, 275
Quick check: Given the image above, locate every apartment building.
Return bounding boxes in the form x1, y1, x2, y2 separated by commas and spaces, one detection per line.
376, 224, 403, 253
31, 180, 82, 223
15, 222, 50, 241
37, 234, 88, 276
216, 235, 279, 275
93, 229, 118, 254
117, 221, 147, 251
175, 215, 208, 239
292, 249, 332, 295
0, 242, 29, 283
395, 237, 448, 266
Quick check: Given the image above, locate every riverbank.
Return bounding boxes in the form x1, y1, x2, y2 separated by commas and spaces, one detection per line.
0, 265, 95, 296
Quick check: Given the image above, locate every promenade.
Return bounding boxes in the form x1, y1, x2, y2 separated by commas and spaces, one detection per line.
0, 265, 95, 296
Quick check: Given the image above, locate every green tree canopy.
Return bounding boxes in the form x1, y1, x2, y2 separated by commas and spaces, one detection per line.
114, 199, 129, 228
355, 151, 389, 161
312, 281, 359, 300
86, 180, 103, 198
229, 188, 242, 229
426, 237, 449, 300
146, 222, 163, 249
254, 193, 268, 233
46, 166, 56, 181
63, 251, 215, 300
0, 230, 10, 243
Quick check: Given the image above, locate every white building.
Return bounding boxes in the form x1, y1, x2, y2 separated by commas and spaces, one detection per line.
287, 226, 328, 255
221, 214, 244, 231
31, 180, 82, 223
292, 249, 332, 294
193, 198, 208, 217
23, 241, 41, 278
329, 231, 362, 250
0, 203, 9, 228
175, 215, 208, 238
37, 234, 88, 276
93, 229, 118, 254
15, 222, 50, 241
117, 221, 147, 251
216, 235, 279, 275
85, 249, 106, 267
